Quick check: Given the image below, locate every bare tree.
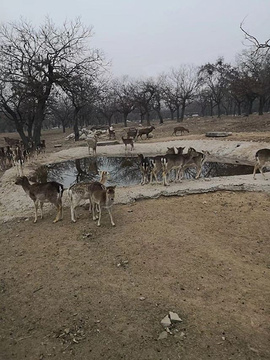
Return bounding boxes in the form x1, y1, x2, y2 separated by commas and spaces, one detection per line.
133, 80, 156, 125
96, 81, 118, 127
0, 17, 105, 144
240, 22, 270, 54
199, 58, 232, 118
49, 91, 73, 132
113, 76, 135, 127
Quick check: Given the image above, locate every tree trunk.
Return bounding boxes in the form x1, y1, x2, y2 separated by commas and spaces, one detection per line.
16, 123, 29, 146
258, 95, 265, 115
217, 102, 221, 118
123, 113, 128, 127
210, 100, 213, 117
33, 100, 47, 145
146, 112, 150, 126
169, 108, 174, 120
73, 108, 80, 141
27, 120, 34, 141
237, 102, 241, 116
156, 110, 163, 124
176, 106, 180, 122
180, 102, 186, 121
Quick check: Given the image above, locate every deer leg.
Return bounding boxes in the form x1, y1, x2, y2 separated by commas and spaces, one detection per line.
92, 201, 97, 221
40, 201, 44, 219
195, 165, 202, 179
107, 208, 115, 227
259, 166, 267, 179
34, 201, 39, 223
71, 202, 76, 223
53, 204, 61, 223
97, 206, 102, 226
253, 164, 259, 180
60, 202, 63, 220
163, 171, 169, 186
88, 198, 92, 214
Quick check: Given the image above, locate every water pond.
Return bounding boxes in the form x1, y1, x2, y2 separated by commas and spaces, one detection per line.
34, 156, 255, 188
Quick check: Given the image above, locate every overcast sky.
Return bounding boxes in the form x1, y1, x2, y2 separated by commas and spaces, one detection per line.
2, 0, 270, 78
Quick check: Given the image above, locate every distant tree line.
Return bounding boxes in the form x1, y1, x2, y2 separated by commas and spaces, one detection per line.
1, 18, 270, 142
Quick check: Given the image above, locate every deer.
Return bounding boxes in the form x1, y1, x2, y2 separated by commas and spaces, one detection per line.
4, 137, 21, 147
0, 147, 6, 170
86, 135, 97, 155
15, 176, 64, 223
89, 183, 116, 227
36, 140, 46, 155
137, 126, 155, 140
253, 148, 270, 180
5, 146, 13, 168
126, 127, 138, 140
122, 137, 134, 151
172, 126, 189, 136
68, 170, 109, 223
12, 145, 24, 176
177, 147, 209, 180
161, 148, 198, 186
137, 154, 153, 185
108, 127, 116, 139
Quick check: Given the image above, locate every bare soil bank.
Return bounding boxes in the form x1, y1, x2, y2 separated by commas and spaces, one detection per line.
0, 115, 270, 359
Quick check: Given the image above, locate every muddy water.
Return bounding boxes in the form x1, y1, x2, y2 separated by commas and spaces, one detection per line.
33, 156, 255, 188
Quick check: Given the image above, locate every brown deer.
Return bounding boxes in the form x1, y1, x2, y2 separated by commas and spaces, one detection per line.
126, 127, 138, 140
0, 147, 6, 170
89, 183, 116, 227
253, 148, 270, 180
137, 126, 155, 140
4, 137, 21, 147
36, 140, 46, 155
108, 128, 116, 139
15, 176, 64, 223
172, 126, 189, 136
68, 170, 109, 223
178, 147, 209, 180
12, 145, 24, 176
86, 135, 98, 155
161, 148, 198, 186
122, 137, 134, 151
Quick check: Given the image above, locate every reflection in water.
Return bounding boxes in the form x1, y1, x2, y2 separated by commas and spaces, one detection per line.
44, 157, 141, 187
35, 157, 254, 188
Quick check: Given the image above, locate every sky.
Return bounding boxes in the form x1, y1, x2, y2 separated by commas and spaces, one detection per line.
2, 0, 270, 78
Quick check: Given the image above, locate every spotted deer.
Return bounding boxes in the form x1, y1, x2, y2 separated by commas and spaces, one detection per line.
68, 170, 109, 223
89, 183, 116, 227
15, 176, 64, 223
122, 137, 134, 151
253, 148, 270, 180
161, 148, 198, 186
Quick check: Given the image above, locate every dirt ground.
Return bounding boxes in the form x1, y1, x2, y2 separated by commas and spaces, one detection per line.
0, 115, 270, 360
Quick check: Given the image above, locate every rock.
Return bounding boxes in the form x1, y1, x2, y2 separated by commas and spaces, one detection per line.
205, 132, 232, 137
169, 311, 183, 323
139, 296, 146, 301
161, 315, 171, 328
158, 331, 168, 340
